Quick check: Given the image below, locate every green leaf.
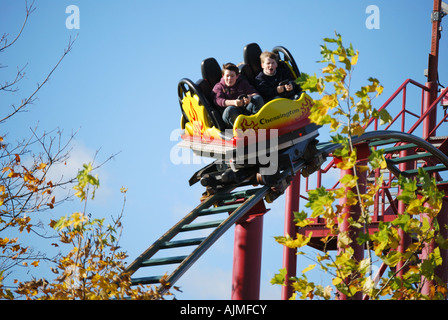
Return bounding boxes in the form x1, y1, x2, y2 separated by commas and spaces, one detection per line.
294, 210, 313, 227
356, 231, 370, 245
368, 148, 387, 170
271, 268, 287, 286
391, 214, 410, 230
381, 251, 402, 267
421, 259, 434, 279
74, 162, 100, 201
378, 109, 392, 125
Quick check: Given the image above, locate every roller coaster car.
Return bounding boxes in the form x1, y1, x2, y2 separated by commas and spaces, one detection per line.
177, 43, 322, 194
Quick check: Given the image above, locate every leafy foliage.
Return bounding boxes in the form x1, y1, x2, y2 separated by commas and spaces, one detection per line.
3, 163, 172, 300
273, 32, 447, 300
0, 4, 172, 299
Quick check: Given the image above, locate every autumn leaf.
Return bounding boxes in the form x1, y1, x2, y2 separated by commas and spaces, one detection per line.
302, 264, 316, 274
340, 174, 358, 189
37, 163, 47, 170
294, 211, 314, 227
337, 231, 352, 248
271, 268, 287, 286
271, 32, 448, 301
351, 50, 359, 66
274, 233, 313, 249
368, 148, 387, 170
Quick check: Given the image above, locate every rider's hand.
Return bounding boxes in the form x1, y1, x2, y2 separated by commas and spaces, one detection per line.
277, 85, 285, 94
234, 99, 244, 107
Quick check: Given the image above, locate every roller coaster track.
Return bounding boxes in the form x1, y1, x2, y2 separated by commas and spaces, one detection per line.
351, 130, 448, 183
125, 184, 273, 294
299, 83, 448, 253
124, 142, 322, 294
125, 125, 448, 295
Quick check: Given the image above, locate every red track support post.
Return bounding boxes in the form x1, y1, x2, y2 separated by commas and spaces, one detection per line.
421, 185, 448, 295
436, 196, 448, 284
421, 201, 437, 296
421, 0, 444, 295
231, 201, 266, 300
336, 146, 367, 300
397, 149, 415, 282
423, 0, 442, 138
281, 174, 301, 300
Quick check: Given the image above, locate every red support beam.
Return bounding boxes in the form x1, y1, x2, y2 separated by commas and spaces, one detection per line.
436, 197, 448, 285
421, 200, 437, 296
231, 201, 266, 300
396, 148, 415, 282
281, 174, 301, 300
423, 0, 442, 138
336, 146, 367, 300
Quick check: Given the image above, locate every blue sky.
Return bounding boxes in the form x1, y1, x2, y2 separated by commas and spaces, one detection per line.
2, 0, 447, 299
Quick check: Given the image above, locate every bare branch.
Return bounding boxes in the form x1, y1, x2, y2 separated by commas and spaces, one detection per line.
0, 64, 27, 92
1, 35, 77, 124
0, 0, 36, 53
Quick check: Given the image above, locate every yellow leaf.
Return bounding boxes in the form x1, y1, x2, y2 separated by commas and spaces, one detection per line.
322, 63, 336, 74
340, 174, 358, 188
332, 277, 343, 286
356, 165, 370, 173
337, 231, 352, 248
407, 198, 424, 215
376, 85, 384, 96
302, 264, 316, 274
363, 277, 375, 295
317, 253, 330, 262
321, 94, 339, 109
31, 261, 39, 267
336, 150, 357, 170
0, 237, 9, 246
330, 118, 341, 131
296, 218, 314, 227
351, 50, 359, 66
334, 187, 347, 199
276, 233, 313, 249
350, 123, 365, 136
323, 285, 332, 299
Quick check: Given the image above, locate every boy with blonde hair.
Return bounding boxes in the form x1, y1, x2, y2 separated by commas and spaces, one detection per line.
255, 51, 301, 102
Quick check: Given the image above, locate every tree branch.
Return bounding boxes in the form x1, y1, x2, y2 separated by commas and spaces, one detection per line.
0, 1, 35, 54
1, 35, 77, 124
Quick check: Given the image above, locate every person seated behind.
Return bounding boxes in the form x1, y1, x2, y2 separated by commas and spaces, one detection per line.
212, 63, 264, 128
255, 51, 301, 102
